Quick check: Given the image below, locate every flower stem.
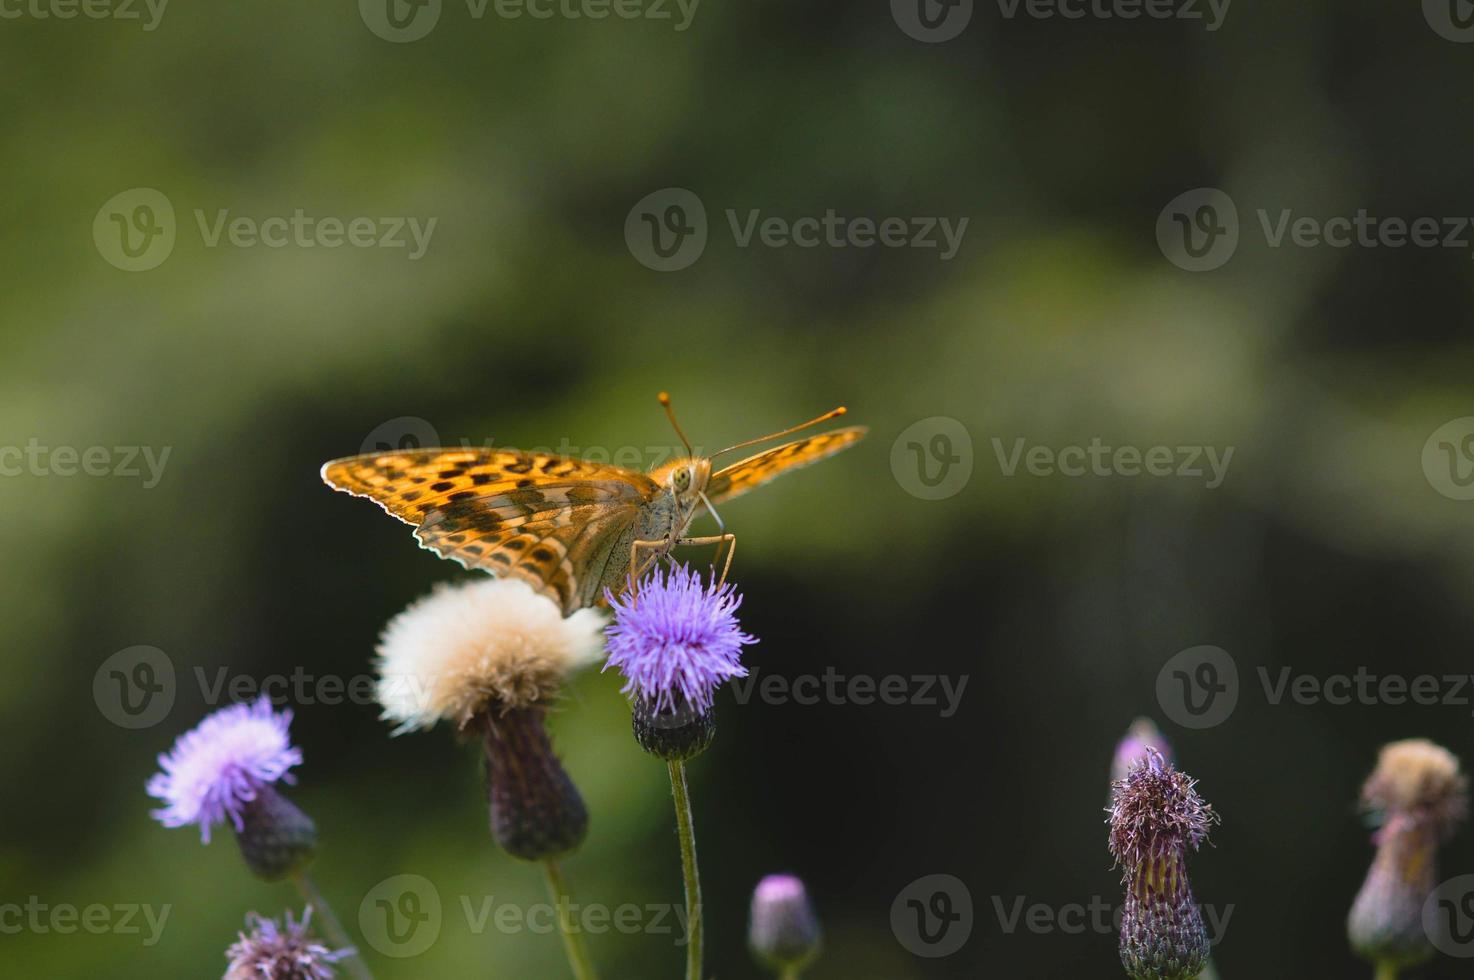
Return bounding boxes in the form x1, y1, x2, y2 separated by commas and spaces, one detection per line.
290, 871, 375, 980
542, 859, 598, 980
1373, 964, 1399, 980
668, 760, 703, 980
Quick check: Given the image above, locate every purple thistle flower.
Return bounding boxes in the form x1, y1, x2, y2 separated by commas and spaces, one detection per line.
603, 563, 755, 714
225, 907, 349, 980
147, 698, 302, 843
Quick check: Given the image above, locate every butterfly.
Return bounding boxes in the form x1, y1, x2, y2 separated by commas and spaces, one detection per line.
321, 395, 866, 614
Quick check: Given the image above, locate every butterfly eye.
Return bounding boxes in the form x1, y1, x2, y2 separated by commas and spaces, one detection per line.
673, 468, 691, 492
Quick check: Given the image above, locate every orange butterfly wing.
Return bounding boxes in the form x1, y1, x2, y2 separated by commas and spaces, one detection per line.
706, 426, 868, 504
321, 449, 658, 613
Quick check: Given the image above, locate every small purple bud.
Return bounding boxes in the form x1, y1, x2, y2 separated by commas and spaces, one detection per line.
1347, 739, 1467, 970
749, 875, 821, 974
1112, 718, 1173, 785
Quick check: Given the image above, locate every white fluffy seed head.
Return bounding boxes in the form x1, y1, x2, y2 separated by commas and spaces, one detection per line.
375, 577, 607, 732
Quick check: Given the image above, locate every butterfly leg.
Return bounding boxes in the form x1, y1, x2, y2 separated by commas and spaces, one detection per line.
626, 538, 669, 598
676, 532, 737, 589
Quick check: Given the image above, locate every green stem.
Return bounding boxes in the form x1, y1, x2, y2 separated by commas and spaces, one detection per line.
778, 969, 801, 980
1373, 963, 1399, 980
290, 871, 375, 980
542, 859, 598, 980
668, 760, 704, 980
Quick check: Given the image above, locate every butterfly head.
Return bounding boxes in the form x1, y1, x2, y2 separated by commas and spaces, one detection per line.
661, 457, 712, 506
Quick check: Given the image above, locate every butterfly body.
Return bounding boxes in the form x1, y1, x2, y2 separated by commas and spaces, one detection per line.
322, 420, 865, 614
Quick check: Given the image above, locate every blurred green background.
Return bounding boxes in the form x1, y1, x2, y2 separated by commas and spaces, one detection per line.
5, 1, 1474, 977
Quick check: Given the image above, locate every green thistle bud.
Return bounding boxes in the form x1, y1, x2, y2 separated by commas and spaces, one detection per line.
632, 695, 716, 762
1118, 853, 1208, 980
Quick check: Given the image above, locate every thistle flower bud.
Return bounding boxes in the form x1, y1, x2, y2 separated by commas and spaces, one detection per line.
748, 875, 822, 974
1108, 749, 1218, 980
632, 695, 716, 761
482, 706, 589, 861
235, 783, 319, 882
225, 907, 348, 980
374, 578, 606, 862
1347, 739, 1467, 970
1112, 718, 1173, 785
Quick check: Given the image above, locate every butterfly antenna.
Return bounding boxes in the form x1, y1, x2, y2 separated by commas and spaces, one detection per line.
658, 391, 695, 458
710, 406, 848, 461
